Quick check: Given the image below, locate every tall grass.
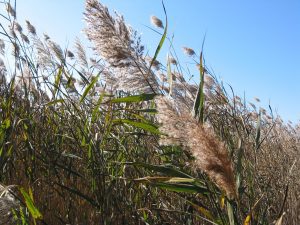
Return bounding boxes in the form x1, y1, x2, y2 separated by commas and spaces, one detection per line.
0, 0, 299, 224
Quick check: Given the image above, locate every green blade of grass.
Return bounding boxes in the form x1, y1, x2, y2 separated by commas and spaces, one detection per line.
80, 74, 100, 103
19, 187, 42, 220
53, 66, 63, 98
91, 93, 105, 123
193, 51, 205, 123
154, 182, 208, 194
110, 93, 156, 103
132, 162, 193, 178
149, 1, 168, 71
113, 119, 161, 135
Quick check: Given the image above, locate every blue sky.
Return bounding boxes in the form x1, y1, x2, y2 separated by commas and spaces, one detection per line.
15, 0, 300, 123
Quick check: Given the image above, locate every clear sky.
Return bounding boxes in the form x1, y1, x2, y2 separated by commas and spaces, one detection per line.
14, 0, 300, 123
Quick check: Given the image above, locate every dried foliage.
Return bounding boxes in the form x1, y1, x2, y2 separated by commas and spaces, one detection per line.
0, 0, 298, 224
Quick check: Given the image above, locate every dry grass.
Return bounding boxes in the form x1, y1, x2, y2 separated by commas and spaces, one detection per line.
0, 0, 299, 224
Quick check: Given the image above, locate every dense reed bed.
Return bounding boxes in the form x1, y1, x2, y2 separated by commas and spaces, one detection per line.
0, 0, 299, 224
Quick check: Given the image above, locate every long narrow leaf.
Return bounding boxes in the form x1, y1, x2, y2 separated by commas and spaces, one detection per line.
132, 162, 192, 178
53, 67, 63, 98
19, 187, 42, 220
111, 93, 156, 103
80, 74, 100, 103
149, 1, 168, 71
113, 119, 161, 135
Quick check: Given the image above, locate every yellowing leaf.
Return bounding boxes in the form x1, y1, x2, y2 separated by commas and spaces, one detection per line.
220, 196, 225, 209
20, 187, 42, 220
244, 215, 251, 225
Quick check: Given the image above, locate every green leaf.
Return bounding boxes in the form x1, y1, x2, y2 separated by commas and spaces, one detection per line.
55, 182, 98, 207
2, 118, 11, 129
113, 119, 160, 135
19, 187, 42, 220
149, 1, 168, 71
193, 51, 205, 123
80, 74, 100, 103
154, 182, 207, 194
111, 93, 156, 103
46, 99, 64, 106
91, 93, 105, 123
132, 162, 192, 178
53, 67, 63, 98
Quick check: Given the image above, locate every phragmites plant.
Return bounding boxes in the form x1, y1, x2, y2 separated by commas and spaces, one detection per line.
84, 0, 160, 93
155, 96, 237, 199
0, 0, 298, 224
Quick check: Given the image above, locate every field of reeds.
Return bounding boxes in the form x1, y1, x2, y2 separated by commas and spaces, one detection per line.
0, 0, 299, 224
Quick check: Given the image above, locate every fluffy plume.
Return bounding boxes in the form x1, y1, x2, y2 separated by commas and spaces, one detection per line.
150, 15, 164, 29
254, 97, 260, 102
47, 40, 65, 63
74, 38, 88, 67
25, 20, 36, 35
0, 59, 6, 85
6, 3, 16, 18
13, 21, 22, 33
168, 56, 177, 65
20, 33, 30, 44
84, 0, 159, 93
0, 39, 5, 55
67, 50, 74, 58
182, 47, 195, 56
33, 38, 53, 68
155, 96, 237, 199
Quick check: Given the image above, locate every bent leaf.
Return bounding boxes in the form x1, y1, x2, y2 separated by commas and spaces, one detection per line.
111, 93, 156, 103
20, 187, 42, 220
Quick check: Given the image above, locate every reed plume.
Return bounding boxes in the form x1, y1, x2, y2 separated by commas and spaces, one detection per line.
156, 96, 237, 199
150, 15, 164, 29
84, 0, 159, 93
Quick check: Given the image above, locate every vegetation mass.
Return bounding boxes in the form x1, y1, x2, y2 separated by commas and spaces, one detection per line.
0, 0, 299, 224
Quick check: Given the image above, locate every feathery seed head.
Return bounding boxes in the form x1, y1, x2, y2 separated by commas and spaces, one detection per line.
8, 26, 16, 38
254, 97, 260, 102
150, 15, 164, 29
145, 56, 160, 70
47, 40, 65, 63
74, 38, 88, 67
159, 73, 168, 83
25, 21, 36, 35
0, 59, 6, 83
12, 43, 20, 57
182, 47, 195, 56
67, 50, 75, 58
0, 39, 5, 55
13, 22, 23, 33
84, 0, 159, 93
155, 96, 237, 199
249, 102, 256, 110
204, 75, 215, 89
20, 33, 30, 44
168, 56, 177, 65
6, 3, 16, 18
43, 33, 50, 41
